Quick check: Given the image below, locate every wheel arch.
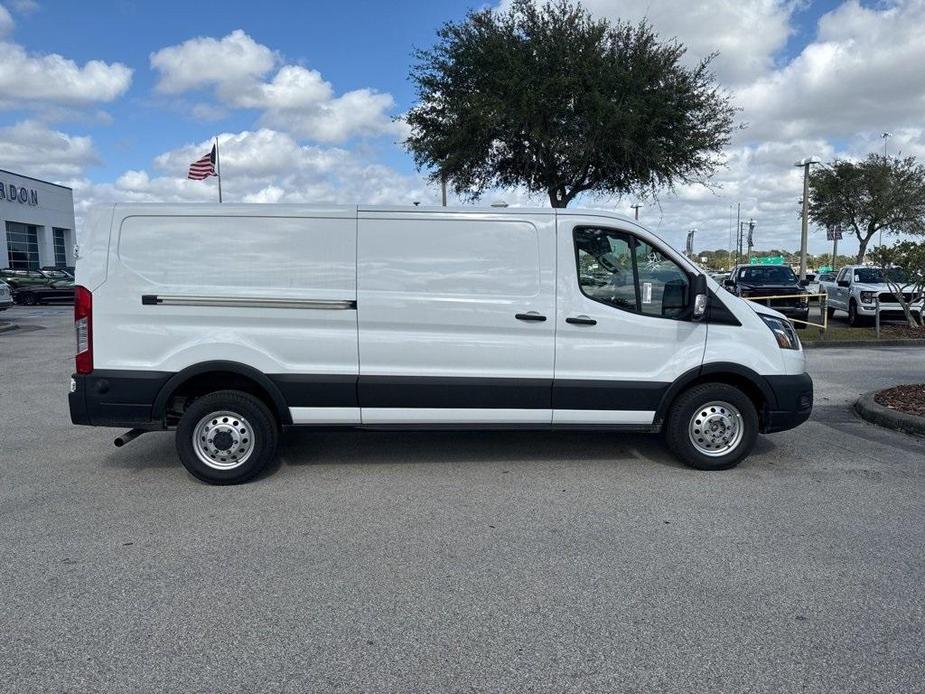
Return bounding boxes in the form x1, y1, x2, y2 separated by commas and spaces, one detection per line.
153, 361, 292, 425
655, 362, 776, 429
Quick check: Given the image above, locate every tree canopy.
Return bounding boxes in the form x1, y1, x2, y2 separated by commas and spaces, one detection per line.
404, 0, 736, 208
807, 154, 925, 263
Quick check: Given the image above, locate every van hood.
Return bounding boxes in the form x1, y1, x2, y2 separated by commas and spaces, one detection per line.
743, 299, 787, 321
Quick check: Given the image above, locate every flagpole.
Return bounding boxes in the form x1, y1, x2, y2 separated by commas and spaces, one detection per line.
215, 136, 223, 204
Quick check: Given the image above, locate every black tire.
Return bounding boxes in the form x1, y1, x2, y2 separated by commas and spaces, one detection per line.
825, 305, 835, 319
18, 292, 36, 306
848, 300, 864, 327
794, 312, 809, 330
175, 390, 278, 484
665, 383, 759, 471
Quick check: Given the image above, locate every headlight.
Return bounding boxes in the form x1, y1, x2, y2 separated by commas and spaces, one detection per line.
760, 315, 800, 350
860, 291, 875, 304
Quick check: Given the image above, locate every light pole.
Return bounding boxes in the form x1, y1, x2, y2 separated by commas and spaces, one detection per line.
686, 228, 697, 259
794, 157, 820, 281
746, 219, 756, 261
881, 131, 892, 158
630, 204, 642, 220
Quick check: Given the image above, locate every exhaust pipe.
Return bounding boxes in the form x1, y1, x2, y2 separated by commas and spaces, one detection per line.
114, 428, 147, 447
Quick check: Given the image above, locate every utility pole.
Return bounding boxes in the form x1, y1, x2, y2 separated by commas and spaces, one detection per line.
440, 172, 447, 207
746, 219, 756, 261
630, 204, 641, 220
727, 204, 734, 270
794, 157, 820, 280
735, 202, 741, 267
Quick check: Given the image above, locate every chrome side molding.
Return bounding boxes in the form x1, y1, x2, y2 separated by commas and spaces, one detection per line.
142, 295, 356, 310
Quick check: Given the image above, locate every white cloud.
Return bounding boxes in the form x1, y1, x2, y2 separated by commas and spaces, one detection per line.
502, 0, 796, 85
150, 30, 401, 143
737, 0, 925, 140
0, 4, 13, 36
0, 120, 98, 178
0, 40, 132, 108
68, 128, 434, 227
150, 29, 276, 94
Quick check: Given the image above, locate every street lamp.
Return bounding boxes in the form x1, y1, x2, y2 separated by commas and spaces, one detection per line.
881, 131, 892, 157
630, 204, 642, 220
794, 157, 820, 281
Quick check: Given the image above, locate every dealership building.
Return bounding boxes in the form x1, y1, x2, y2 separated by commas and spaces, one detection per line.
1, 169, 76, 270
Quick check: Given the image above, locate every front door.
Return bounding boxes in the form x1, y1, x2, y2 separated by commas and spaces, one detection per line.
553, 217, 708, 425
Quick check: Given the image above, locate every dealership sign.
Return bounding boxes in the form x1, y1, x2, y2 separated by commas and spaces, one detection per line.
0, 183, 38, 206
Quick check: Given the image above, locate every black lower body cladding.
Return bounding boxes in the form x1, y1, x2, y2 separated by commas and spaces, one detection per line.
69, 368, 813, 434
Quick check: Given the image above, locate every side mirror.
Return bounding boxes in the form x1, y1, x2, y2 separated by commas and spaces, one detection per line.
723, 278, 734, 288
837, 279, 850, 288
799, 278, 809, 287
691, 274, 708, 321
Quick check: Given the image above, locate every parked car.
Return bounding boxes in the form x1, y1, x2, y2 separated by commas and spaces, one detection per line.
0, 279, 13, 311
817, 271, 836, 284
40, 266, 75, 279
724, 264, 810, 327
13, 279, 75, 306
824, 265, 924, 326
0, 268, 53, 289
803, 272, 821, 297
69, 203, 812, 484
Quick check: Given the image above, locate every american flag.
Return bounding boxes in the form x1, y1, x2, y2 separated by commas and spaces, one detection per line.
188, 145, 216, 180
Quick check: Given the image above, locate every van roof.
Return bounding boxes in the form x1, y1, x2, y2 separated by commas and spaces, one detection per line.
104, 202, 637, 223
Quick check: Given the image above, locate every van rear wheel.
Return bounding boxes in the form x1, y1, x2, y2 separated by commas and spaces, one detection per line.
176, 390, 278, 484
665, 383, 758, 471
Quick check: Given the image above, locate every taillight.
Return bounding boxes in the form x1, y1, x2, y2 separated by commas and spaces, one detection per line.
74, 285, 92, 374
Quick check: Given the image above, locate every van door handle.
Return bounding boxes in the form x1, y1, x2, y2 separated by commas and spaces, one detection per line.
515, 312, 546, 322
566, 315, 597, 326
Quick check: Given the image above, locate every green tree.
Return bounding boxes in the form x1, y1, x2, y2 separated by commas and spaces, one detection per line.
405, 0, 736, 208
807, 155, 925, 264
868, 241, 925, 328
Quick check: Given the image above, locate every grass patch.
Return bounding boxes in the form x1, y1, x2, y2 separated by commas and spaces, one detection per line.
800, 324, 925, 343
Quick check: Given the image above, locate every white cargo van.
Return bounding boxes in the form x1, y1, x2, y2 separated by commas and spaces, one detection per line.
69, 204, 812, 484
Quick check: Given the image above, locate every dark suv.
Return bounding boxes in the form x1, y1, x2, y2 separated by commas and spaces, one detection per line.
724, 264, 810, 327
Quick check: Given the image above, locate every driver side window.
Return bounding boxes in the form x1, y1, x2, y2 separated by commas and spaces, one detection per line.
574, 227, 690, 319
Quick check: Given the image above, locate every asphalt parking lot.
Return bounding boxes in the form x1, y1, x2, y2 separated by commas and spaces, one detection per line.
1, 306, 923, 693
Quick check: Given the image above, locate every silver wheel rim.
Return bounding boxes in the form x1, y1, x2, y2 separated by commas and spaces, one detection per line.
688, 401, 744, 457
193, 410, 254, 470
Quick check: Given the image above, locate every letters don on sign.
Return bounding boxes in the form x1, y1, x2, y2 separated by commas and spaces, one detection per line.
0, 183, 38, 206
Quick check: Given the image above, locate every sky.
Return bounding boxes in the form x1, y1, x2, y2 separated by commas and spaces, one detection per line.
1, 0, 924, 257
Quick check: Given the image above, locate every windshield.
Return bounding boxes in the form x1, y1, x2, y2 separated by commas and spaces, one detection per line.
853, 268, 890, 283
739, 266, 797, 284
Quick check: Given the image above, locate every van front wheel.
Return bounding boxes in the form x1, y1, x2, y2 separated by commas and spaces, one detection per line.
176, 390, 278, 484
665, 383, 758, 471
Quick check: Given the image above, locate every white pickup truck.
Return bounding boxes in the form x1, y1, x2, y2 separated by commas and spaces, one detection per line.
823, 265, 923, 326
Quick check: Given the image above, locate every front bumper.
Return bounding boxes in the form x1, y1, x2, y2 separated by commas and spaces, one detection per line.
762, 372, 813, 433
856, 302, 923, 316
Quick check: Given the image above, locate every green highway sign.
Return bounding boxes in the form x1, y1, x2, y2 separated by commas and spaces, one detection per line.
749, 255, 786, 265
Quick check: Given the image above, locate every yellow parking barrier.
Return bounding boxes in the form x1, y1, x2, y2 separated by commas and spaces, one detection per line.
741, 292, 828, 330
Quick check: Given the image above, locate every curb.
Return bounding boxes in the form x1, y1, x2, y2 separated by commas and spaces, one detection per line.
0, 321, 19, 334
803, 339, 925, 349
854, 391, 925, 437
